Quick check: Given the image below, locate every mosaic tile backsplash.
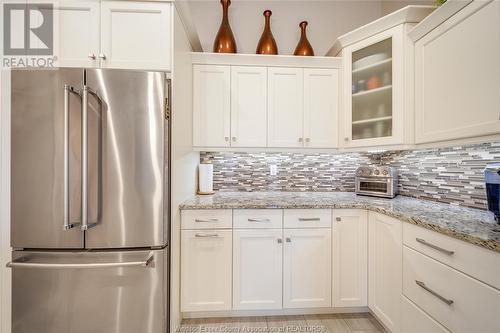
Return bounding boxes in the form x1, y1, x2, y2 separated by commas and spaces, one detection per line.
200, 142, 500, 210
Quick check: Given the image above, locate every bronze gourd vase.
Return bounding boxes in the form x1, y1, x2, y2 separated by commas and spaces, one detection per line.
294, 21, 314, 56
256, 10, 278, 55
213, 0, 237, 53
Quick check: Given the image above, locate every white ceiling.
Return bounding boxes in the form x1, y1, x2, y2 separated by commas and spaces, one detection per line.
184, 0, 434, 56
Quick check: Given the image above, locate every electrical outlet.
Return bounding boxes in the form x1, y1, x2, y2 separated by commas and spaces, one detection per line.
269, 164, 278, 176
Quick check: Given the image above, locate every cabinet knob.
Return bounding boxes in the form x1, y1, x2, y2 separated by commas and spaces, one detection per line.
298, 138, 303, 142
232, 137, 237, 142
336, 217, 341, 222
286, 237, 291, 243
305, 138, 310, 143
344, 137, 349, 142
277, 238, 282, 244
88, 53, 96, 60
99, 53, 106, 60
224, 136, 229, 142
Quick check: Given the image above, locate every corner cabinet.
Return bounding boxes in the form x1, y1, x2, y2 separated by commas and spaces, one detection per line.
55, 0, 172, 70
191, 54, 341, 150
413, 0, 500, 144
341, 24, 413, 148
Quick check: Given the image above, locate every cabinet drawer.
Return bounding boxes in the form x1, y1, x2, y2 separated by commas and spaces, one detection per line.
403, 246, 500, 333
233, 209, 282, 229
284, 209, 332, 228
403, 223, 500, 289
181, 210, 232, 229
401, 295, 450, 333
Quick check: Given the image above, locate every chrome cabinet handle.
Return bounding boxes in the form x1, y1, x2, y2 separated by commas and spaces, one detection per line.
88, 53, 96, 60
415, 280, 454, 306
277, 238, 282, 244
248, 218, 270, 222
6, 252, 154, 269
194, 218, 219, 223
298, 138, 303, 142
99, 53, 106, 60
344, 137, 349, 142
195, 233, 219, 238
305, 138, 310, 142
286, 237, 291, 242
232, 137, 237, 142
416, 238, 455, 256
298, 217, 321, 221
224, 136, 229, 142
335, 217, 341, 222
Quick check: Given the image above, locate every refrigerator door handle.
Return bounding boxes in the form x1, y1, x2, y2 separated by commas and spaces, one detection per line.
6, 252, 154, 269
63, 85, 81, 231
80, 86, 103, 231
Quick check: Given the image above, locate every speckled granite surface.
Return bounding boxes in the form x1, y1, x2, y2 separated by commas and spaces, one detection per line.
180, 192, 500, 253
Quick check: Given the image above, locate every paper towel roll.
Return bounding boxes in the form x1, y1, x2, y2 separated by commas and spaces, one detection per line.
198, 163, 214, 194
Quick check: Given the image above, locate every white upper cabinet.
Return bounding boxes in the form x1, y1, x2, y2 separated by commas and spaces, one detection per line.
414, 0, 500, 144
54, 0, 172, 70
283, 228, 332, 308
342, 25, 407, 148
100, 1, 171, 70
332, 209, 368, 307
304, 68, 339, 148
193, 65, 231, 147
368, 212, 402, 333
55, 0, 101, 67
231, 66, 267, 147
268, 67, 304, 148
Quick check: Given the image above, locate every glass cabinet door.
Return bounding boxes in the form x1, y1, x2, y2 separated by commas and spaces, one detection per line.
351, 37, 393, 141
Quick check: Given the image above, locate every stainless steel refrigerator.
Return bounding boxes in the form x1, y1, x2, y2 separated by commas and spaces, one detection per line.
8, 68, 170, 333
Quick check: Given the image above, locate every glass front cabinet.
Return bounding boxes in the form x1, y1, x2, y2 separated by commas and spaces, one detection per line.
341, 24, 414, 148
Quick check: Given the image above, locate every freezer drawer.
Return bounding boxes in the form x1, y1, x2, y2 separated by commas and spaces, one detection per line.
10, 248, 168, 333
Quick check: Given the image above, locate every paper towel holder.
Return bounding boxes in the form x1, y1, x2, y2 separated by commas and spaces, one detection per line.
198, 161, 215, 195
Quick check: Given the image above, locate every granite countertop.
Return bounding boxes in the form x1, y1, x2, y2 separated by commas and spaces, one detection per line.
180, 192, 500, 253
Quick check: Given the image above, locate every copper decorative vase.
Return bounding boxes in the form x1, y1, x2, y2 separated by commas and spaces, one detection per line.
213, 0, 237, 53
294, 21, 314, 56
256, 10, 278, 55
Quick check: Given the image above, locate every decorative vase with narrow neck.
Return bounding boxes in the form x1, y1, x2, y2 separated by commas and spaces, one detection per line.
256, 10, 278, 55
213, 0, 237, 53
294, 21, 314, 56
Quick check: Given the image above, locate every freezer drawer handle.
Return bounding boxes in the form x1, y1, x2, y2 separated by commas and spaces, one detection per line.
415, 280, 454, 306
63, 85, 82, 231
416, 238, 455, 256
195, 233, 219, 238
6, 252, 154, 269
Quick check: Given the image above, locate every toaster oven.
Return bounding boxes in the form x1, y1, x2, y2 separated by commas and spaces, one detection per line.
355, 166, 397, 198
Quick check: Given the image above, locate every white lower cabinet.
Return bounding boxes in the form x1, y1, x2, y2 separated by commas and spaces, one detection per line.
283, 228, 332, 308
400, 295, 450, 333
368, 212, 402, 333
181, 229, 232, 312
332, 209, 368, 307
233, 229, 283, 310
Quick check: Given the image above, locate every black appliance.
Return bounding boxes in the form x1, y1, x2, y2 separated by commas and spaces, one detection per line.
485, 163, 500, 224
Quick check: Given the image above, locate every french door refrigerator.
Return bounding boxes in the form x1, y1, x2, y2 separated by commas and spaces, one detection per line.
8, 68, 170, 333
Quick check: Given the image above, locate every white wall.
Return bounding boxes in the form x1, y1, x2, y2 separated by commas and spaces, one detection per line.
381, 0, 435, 15
188, 0, 383, 55
171, 5, 199, 331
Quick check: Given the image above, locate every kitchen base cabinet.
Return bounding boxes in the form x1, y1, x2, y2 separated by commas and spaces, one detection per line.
181, 229, 232, 312
283, 228, 332, 308
368, 212, 402, 333
400, 295, 450, 333
233, 229, 283, 310
332, 209, 368, 307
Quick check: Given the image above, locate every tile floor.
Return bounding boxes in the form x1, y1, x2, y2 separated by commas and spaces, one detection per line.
178, 313, 385, 332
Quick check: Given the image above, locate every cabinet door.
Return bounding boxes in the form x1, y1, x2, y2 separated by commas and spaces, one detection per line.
415, 1, 500, 143
332, 209, 368, 307
193, 65, 231, 147
401, 295, 450, 333
100, 1, 172, 70
303, 68, 339, 148
181, 230, 232, 312
342, 26, 405, 148
268, 67, 304, 148
368, 212, 402, 333
54, 0, 100, 67
233, 229, 282, 310
283, 228, 332, 308
231, 66, 267, 147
